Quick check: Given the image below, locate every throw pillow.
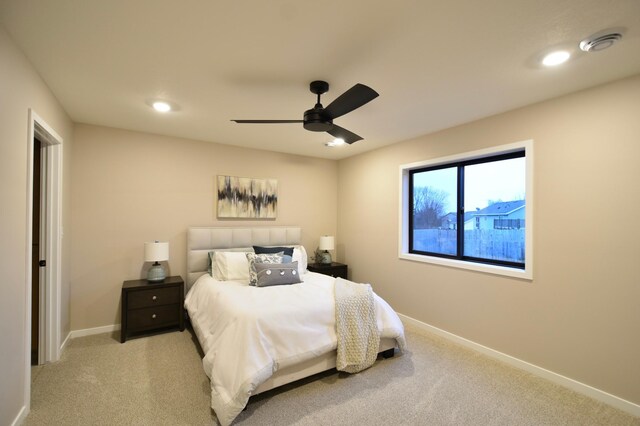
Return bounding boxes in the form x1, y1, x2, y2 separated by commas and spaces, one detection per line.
246, 252, 284, 285
255, 262, 302, 287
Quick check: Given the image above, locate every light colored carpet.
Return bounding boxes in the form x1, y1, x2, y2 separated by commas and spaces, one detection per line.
25, 324, 639, 425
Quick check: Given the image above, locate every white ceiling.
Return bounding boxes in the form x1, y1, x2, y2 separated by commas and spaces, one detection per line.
1, 0, 639, 160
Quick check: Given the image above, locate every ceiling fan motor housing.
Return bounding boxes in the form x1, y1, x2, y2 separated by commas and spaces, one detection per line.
303, 108, 333, 131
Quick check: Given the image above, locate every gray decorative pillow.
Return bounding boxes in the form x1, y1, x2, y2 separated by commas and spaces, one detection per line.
255, 262, 302, 287
246, 252, 284, 285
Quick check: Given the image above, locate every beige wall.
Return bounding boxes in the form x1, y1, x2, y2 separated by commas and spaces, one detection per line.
0, 26, 74, 425
337, 74, 640, 405
70, 124, 337, 330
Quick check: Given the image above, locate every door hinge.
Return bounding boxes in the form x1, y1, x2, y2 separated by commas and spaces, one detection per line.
39, 260, 46, 267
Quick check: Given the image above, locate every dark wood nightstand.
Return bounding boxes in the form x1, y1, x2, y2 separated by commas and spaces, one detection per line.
307, 262, 348, 279
121, 276, 185, 343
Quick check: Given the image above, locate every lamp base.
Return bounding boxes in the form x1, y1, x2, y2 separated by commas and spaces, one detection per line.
319, 251, 332, 265
147, 262, 166, 282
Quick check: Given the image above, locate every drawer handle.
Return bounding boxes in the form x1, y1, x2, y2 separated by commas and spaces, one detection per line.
152, 295, 157, 301
152, 314, 157, 319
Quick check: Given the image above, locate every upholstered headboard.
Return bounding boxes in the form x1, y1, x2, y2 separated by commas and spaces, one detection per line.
186, 226, 302, 289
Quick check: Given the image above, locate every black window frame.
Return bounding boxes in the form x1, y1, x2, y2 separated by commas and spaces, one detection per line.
408, 150, 525, 269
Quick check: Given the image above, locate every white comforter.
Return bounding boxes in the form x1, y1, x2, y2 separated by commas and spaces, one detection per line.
184, 271, 405, 426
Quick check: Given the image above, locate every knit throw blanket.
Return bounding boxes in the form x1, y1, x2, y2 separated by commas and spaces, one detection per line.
334, 277, 381, 373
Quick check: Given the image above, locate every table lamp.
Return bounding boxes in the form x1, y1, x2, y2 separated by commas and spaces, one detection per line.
144, 241, 169, 282
318, 236, 334, 264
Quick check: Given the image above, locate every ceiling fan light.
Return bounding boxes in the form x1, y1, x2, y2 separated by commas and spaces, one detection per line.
325, 138, 345, 147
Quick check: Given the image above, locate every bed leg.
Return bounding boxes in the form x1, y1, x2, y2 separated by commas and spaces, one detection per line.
381, 348, 395, 359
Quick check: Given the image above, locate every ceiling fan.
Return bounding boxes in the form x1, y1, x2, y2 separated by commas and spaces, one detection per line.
232, 80, 379, 144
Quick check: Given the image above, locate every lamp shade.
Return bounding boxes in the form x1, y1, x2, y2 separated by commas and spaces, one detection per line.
318, 236, 335, 251
144, 241, 169, 262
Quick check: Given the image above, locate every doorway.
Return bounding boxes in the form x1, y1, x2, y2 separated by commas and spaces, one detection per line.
26, 110, 63, 369
31, 137, 42, 365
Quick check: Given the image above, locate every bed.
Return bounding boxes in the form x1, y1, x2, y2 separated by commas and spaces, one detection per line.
184, 226, 406, 425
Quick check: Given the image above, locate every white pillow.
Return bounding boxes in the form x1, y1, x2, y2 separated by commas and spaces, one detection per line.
292, 245, 308, 275
213, 251, 251, 281
207, 247, 253, 276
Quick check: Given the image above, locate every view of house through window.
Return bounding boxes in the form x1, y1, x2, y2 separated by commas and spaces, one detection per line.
410, 151, 526, 268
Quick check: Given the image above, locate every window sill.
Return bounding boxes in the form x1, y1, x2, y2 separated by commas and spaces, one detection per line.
398, 252, 532, 280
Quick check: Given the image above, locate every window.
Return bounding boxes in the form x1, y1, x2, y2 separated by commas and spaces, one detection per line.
400, 141, 533, 279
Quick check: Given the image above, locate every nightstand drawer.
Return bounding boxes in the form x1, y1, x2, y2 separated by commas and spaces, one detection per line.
127, 304, 180, 330
127, 286, 181, 309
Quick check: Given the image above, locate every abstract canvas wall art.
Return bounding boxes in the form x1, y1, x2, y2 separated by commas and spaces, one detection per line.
216, 175, 277, 219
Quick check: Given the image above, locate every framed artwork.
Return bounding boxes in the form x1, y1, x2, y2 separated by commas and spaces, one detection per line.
217, 175, 278, 219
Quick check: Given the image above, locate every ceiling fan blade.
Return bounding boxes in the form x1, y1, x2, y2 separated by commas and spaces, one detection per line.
327, 124, 363, 144
323, 84, 379, 120
232, 120, 303, 123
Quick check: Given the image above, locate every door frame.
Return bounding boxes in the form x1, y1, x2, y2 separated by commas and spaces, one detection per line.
24, 109, 63, 404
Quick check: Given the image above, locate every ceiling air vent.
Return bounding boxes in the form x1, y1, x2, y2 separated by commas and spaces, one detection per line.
579, 33, 622, 52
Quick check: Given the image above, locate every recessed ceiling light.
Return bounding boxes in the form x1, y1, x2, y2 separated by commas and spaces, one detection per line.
542, 51, 570, 67
325, 138, 346, 147
152, 101, 172, 113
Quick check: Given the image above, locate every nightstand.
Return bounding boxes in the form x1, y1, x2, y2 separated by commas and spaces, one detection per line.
307, 262, 348, 279
121, 276, 185, 343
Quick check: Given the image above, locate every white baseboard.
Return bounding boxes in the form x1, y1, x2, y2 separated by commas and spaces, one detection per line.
10, 405, 28, 426
60, 332, 71, 352
68, 324, 120, 339
398, 313, 640, 418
